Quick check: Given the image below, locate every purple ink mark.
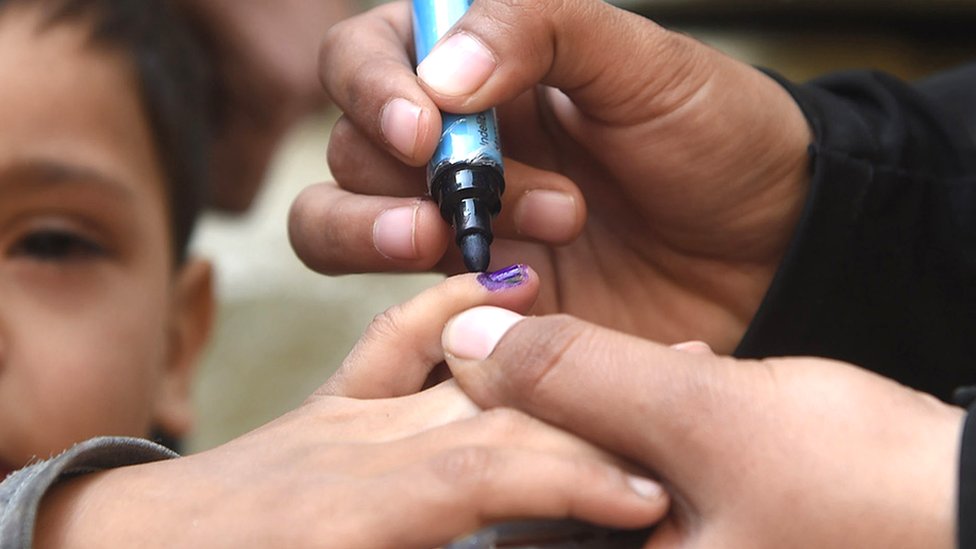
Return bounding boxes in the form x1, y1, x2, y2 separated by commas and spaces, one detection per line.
477, 264, 529, 291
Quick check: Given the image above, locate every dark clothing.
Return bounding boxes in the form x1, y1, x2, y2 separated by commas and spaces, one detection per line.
736, 64, 976, 547
737, 65, 976, 401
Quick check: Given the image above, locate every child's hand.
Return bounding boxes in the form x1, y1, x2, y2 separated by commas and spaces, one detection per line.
320, 264, 539, 399
289, 0, 813, 353
34, 267, 668, 548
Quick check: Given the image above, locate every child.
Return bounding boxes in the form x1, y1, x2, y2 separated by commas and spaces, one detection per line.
0, 0, 215, 535
0, 1, 664, 546
0, 0, 214, 479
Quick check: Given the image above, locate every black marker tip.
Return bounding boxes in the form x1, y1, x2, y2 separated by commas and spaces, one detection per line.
460, 232, 490, 272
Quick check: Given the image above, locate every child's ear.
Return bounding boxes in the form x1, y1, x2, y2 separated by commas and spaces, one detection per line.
154, 257, 215, 439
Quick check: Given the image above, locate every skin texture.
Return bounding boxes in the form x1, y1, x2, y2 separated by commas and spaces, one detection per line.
35, 272, 669, 548
0, 5, 213, 479
443, 307, 964, 549
290, 0, 814, 352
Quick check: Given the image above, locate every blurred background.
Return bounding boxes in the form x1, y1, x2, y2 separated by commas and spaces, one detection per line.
186, 0, 976, 452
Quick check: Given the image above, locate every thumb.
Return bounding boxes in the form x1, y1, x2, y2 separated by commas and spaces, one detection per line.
442, 306, 742, 489
417, 0, 707, 123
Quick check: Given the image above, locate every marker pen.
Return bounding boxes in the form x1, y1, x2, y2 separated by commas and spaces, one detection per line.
412, 0, 505, 273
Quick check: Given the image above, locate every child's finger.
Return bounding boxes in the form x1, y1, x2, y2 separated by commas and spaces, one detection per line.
363, 449, 666, 547
317, 265, 538, 399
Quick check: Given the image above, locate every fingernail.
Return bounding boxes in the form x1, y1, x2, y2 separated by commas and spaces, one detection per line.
443, 306, 524, 361
477, 264, 529, 292
626, 475, 664, 499
514, 190, 579, 242
670, 341, 714, 355
373, 205, 418, 260
544, 86, 576, 116
417, 32, 495, 97
381, 98, 422, 158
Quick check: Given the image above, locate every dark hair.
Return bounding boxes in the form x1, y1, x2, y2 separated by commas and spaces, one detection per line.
5, 0, 213, 263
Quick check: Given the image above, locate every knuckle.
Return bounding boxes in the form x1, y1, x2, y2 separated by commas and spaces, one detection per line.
324, 20, 397, 112
318, 18, 349, 61
493, 0, 550, 17
286, 187, 314, 237
287, 186, 358, 277
477, 0, 551, 53
325, 118, 361, 180
364, 304, 408, 343
287, 187, 328, 266
319, 25, 372, 105
339, 60, 375, 115
427, 446, 497, 489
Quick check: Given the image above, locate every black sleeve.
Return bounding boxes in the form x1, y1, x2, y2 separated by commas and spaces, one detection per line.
734, 64, 976, 401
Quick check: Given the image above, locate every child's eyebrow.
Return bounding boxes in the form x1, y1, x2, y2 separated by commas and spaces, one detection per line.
0, 158, 135, 202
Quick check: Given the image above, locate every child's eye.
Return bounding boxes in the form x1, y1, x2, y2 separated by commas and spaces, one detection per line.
8, 229, 106, 262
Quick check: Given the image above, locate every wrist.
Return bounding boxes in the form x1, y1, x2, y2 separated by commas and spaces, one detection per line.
34, 461, 183, 549
34, 471, 98, 549
34, 468, 133, 549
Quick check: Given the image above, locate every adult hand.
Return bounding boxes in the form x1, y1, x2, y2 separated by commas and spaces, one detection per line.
443, 307, 964, 548
291, 0, 813, 351
177, 0, 354, 211
35, 269, 667, 549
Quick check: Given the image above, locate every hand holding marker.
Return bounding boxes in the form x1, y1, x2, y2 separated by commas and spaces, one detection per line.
416, 3, 652, 545
413, 0, 504, 272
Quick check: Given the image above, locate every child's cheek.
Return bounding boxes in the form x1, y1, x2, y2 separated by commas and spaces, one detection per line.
1, 265, 170, 448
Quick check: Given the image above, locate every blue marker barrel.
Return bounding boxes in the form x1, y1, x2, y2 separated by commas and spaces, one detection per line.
412, 0, 505, 272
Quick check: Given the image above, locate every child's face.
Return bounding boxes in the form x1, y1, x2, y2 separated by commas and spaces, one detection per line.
0, 6, 212, 476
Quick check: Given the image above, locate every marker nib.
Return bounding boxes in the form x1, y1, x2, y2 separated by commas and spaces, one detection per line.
460, 233, 490, 272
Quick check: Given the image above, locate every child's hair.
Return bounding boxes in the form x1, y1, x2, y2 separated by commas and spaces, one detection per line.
2, 0, 213, 263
